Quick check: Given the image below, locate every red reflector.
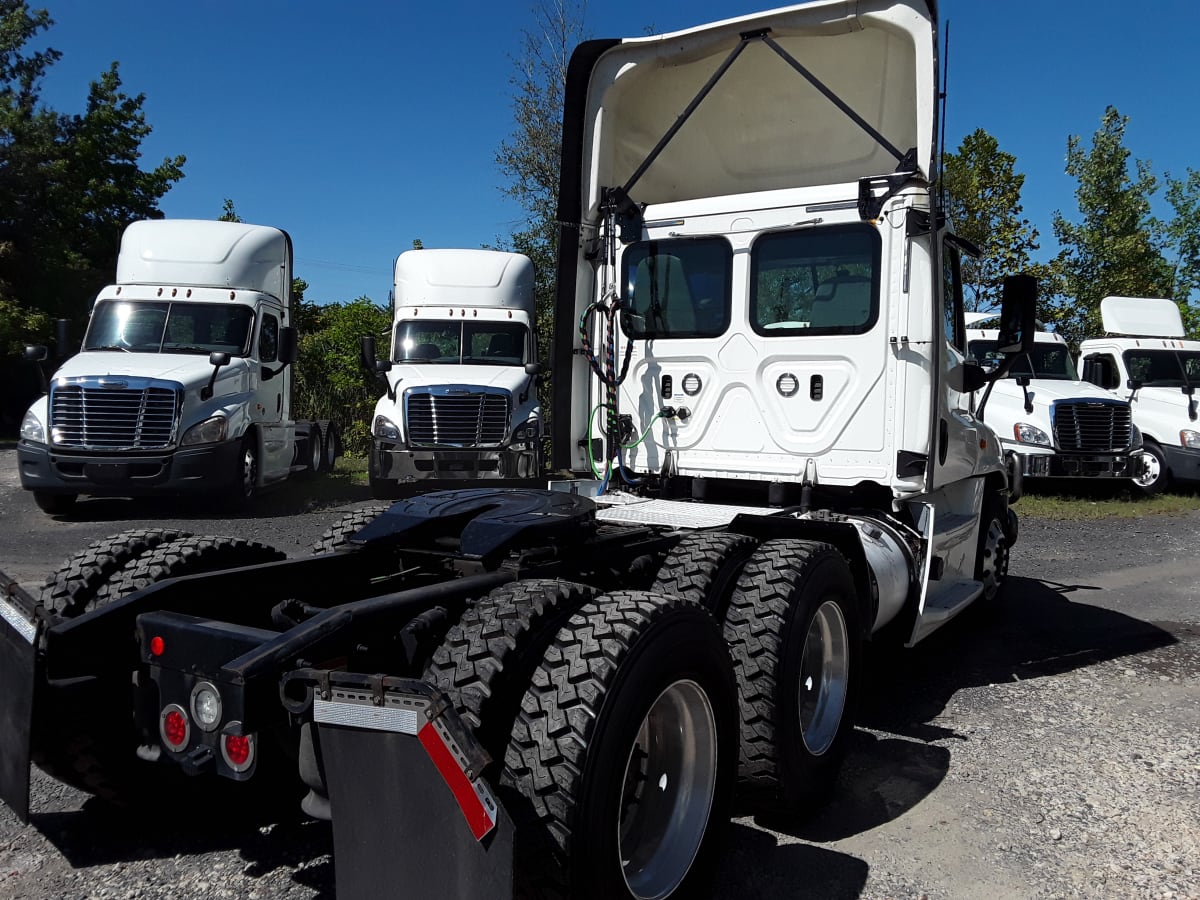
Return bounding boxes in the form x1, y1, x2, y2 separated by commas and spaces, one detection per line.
163, 710, 188, 747
417, 722, 497, 841
150, 636, 165, 656
224, 734, 251, 766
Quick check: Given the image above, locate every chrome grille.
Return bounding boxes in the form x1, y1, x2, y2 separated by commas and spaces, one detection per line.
1052, 401, 1132, 452
406, 391, 510, 447
50, 383, 180, 450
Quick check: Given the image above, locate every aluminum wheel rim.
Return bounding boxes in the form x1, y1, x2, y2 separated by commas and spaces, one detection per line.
979, 517, 1008, 599
798, 600, 849, 756
1137, 452, 1161, 487
618, 679, 717, 900
310, 433, 322, 471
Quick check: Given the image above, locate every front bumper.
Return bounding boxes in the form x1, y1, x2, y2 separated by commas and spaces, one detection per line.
1161, 443, 1200, 484
16, 439, 242, 496
371, 442, 539, 485
1014, 449, 1145, 479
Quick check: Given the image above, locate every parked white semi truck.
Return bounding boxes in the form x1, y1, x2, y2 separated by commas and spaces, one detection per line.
360, 248, 543, 498
16, 219, 336, 513
966, 315, 1143, 491
0, 4, 1038, 899
1079, 295, 1200, 494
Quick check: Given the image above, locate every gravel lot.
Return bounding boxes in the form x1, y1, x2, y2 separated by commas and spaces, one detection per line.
0, 451, 1197, 899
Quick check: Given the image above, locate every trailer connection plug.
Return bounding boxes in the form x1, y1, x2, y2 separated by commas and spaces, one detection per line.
661, 406, 691, 421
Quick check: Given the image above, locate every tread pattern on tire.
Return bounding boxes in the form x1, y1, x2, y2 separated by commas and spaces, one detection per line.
40, 528, 193, 618
723, 538, 847, 798
502, 590, 722, 899
650, 530, 758, 611
424, 579, 595, 766
310, 504, 390, 554
104, 535, 287, 601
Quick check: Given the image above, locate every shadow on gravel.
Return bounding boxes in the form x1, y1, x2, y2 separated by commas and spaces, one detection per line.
31, 798, 335, 896
716, 821, 869, 899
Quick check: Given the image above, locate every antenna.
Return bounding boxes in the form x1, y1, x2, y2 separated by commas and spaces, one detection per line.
938, 19, 950, 213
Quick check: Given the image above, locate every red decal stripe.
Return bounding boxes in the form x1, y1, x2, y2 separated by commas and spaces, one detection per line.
417, 723, 495, 841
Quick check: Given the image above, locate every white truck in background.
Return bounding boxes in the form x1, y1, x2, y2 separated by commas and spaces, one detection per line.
17, 219, 337, 514
966, 314, 1143, 493
1079, 296, 1200, 494
359, 248, 543, 498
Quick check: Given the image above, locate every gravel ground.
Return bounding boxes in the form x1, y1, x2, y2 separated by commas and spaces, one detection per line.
0, 460, 1196, 899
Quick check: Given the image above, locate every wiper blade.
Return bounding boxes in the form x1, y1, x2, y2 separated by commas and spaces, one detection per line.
88, 345, 129, 353
163, 345, 211, 354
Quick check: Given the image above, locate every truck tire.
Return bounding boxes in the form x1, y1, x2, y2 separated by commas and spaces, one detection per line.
310, 504, 390, 554
650, 531, 758, 614
1133, 440, 1169, 496
33, 491, 76, 515
503, 591, 737, 900
975, 492, 1012, 603
321, 423, 340, 473
231, 433, 259, 506
103, 535, 287, 602
304, 424, 324, 477
40, 528, 192, 619
723, 539, 860, 814
424, 579, 594, 770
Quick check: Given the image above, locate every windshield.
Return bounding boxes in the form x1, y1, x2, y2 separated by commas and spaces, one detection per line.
1123, 349, 1200, 387
393, 320, 528, 366
969, 340, 1079, 380
84, 300, 255, 356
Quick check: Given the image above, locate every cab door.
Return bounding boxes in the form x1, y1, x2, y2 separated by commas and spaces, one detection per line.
929, 238, 979, 489
253, 305, 291, 480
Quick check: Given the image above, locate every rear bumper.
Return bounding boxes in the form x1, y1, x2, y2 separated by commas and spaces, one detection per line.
1015, 449, 1145, 479
16, 440, 242, 496
372, 442, 539, 485
1162, 443, 1200, 483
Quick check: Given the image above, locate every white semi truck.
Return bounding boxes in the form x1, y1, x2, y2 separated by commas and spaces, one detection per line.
966, 315, 1143, 490
0, 3, 1038, 899
16, 219, 336, 513
1079, 295, 1200, 493
359, 248, 543, 497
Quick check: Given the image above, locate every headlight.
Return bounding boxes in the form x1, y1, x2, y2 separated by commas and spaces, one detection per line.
1181, 429, 1200, 450
181, 415, 227, 446
19, 409, 45, 444
513, 419, 540, 441
1013, 423, 1051, 446
374, 415, 401, 441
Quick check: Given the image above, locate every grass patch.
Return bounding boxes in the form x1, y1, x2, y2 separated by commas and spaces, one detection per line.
1016, 488, 1200, 521
333, 455, 369, 486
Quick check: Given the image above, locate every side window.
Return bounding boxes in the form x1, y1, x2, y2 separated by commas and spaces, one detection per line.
1083, 353, 1120, 390
942, 242, 964, 351
259, 313, 279, 363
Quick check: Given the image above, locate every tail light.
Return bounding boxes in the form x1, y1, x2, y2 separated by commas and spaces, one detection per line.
160, 704, 190, 751
221, 724, 256, 773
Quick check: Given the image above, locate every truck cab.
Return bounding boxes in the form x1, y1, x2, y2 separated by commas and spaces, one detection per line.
967, 316, 1143, 488
17, 219, 331, 513
364, 249, 542, 497
1079, 296, 1200, 493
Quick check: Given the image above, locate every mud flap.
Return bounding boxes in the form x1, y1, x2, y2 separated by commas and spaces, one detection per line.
310, 674, 513, 900
0, 577, 40, 824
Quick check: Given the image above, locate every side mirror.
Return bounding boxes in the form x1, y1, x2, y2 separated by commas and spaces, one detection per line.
1183, 385, 1195, 397
960, 361, 987, 393
54, 318, 72, 359
24, 344, 48, 363
360, 335, 378, 372
202, 352, 231, 400
996, 274, 1037, 355
524, 361, 545, 376
1127, 378, 1143, 392
279, 326, 298, 365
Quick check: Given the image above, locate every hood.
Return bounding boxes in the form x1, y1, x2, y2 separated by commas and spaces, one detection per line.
388, 364, 533, 393
52, 352, 233, 387
567, 0, 936, 215
988, 377, 1119, 408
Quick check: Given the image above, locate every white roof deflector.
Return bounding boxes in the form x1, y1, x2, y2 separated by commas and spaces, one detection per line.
573, 0, 936, 218
1100, 296, 1185, 338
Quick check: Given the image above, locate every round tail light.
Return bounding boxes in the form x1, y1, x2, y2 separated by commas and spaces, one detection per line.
160, 704, 190, 751
221, 725, 256, 773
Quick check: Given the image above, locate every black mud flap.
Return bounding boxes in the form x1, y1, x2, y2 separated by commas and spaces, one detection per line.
0, 574, 40, 824
308, 673, 514, 900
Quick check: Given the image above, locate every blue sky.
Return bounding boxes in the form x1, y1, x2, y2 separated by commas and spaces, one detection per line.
33, 0, 1198, 306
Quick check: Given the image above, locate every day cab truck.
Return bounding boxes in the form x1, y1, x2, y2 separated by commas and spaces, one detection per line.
360, 248, 543, 498
966, 314, 1144, 493
1079, 296, 1200, 494
16, 219, 337, 514
0, 3, 1037, 899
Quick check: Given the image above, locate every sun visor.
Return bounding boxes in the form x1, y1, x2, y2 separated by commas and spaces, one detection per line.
576, 0, 936, 215
1100, 296, 1185, 338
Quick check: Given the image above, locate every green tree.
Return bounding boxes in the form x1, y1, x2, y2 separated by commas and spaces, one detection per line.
940, 129, 1042, 311
1048, 106, 1172, 346
1161, 168, 1200, 335
495, 0, 589, 430
218, 198, 242, 222
293, 296, 390, 455
0, 2, 184, 356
